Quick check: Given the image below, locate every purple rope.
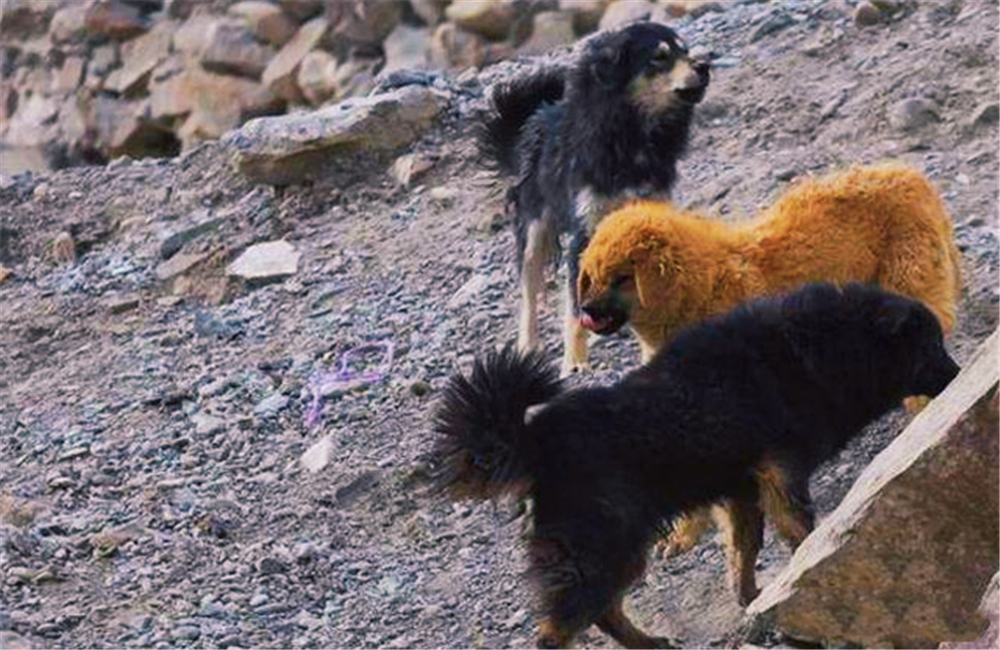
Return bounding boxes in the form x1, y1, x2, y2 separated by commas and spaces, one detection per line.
304, 340, 395, 428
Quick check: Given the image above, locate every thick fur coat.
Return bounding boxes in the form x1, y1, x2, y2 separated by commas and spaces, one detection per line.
480, 21, 710, 375
578, 164, 962, 361
431, 283, 960, 649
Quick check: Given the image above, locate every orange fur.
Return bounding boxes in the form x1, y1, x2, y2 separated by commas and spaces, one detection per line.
579, 163, 962, 356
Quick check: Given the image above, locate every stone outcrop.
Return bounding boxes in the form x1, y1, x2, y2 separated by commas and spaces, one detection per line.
0, 0, 722, 176
222, 84, 444, 185
742, 329, 1000, 649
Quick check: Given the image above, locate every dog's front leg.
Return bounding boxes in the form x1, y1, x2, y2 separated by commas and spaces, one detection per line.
561, 232, 591, 377
519, 221, 547, 352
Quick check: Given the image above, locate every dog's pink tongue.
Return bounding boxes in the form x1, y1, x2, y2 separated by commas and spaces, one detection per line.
579, 313, 598, 331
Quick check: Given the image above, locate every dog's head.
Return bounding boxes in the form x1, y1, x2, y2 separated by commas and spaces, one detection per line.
577, 22, 711, 112
784, 284, 960, 402
577, 203, 681, 335
864, 288, 960, 399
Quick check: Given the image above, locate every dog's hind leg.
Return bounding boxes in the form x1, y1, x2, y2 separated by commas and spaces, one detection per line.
715, 498, 765, 607
519, 220, 547, 353
755, 460, 814, 549
560, 231, 591, 377
658, 507, 715, 559
597, 595, 681, 649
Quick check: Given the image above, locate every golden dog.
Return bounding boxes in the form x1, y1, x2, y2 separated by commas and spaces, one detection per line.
576, 163, 962, 566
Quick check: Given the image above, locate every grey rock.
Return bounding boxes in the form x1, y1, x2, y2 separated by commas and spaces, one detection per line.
889, 97, 940, 131
227, 240, 300, 281
155, 252, 208, 282
170, 625, 201, 641
201, 23, 273, 80
750, 11, 795, 42
253, 392, 289, 416
159, 211, 222, 260
191, 413, 226, 436
223, 85, 445, 185
259, 557, 290, 575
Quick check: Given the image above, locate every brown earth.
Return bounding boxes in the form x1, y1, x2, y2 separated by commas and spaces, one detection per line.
0, 1, 998, 648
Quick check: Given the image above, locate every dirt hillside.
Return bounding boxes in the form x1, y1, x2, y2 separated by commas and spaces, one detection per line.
1, 1, 998, 648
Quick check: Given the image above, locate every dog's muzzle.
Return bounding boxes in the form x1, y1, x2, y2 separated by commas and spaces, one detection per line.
675, 58, 711, 104
580, 301, 629, 335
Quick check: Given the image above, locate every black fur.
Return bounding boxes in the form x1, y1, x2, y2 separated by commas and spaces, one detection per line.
430, 283, 960, 648
480, 21, 710, 286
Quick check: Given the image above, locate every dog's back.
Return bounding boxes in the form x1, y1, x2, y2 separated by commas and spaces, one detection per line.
744, 164, 962, 331
542, 283, 958, 496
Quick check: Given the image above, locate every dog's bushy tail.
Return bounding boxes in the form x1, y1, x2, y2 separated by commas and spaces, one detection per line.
432, 345, 562, 500
478, 69, 565, 176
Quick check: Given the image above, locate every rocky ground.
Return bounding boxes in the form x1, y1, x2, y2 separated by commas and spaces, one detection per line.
1, 1, 998, 649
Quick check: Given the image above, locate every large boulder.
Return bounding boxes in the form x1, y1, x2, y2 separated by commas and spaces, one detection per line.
261, 16, 329, 102
222, 84, 445, 185
150, 66, 284, 147
743, 329, 1000, 648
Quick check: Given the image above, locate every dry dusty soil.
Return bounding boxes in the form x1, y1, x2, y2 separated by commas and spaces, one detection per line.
1, 1, 998, 648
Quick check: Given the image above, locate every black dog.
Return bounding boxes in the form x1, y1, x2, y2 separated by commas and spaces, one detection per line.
480, 21, 710, 376
431, 283, 959, 648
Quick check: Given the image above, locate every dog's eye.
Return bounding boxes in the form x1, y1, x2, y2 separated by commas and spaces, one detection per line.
611, 274, 633, 289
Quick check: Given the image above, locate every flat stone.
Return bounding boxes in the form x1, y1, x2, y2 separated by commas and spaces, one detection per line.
156, 252, 208, 281
227, 240, 300, 280
158, 212, 222, 259
253, 392, 289, 416
301, 436, 333, 473
223, 85, 443, 185
191, 413, 226, 436
105, 294, 140, 314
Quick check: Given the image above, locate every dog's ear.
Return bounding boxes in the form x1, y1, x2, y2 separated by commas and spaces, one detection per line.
632, 246, 673, 309
589, 44, 623, 90
577, 268, 592, 301
874, 298, 916, 337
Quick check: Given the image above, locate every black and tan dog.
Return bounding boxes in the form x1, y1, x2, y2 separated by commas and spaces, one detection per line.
431, 283, 959, 648
480, 21, 710, 376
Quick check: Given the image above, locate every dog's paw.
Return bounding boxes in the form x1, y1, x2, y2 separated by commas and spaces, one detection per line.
656, 538, 683, 560
738, 585, 761, 608
559, 361, 592, 378
903, 395, 931, 413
